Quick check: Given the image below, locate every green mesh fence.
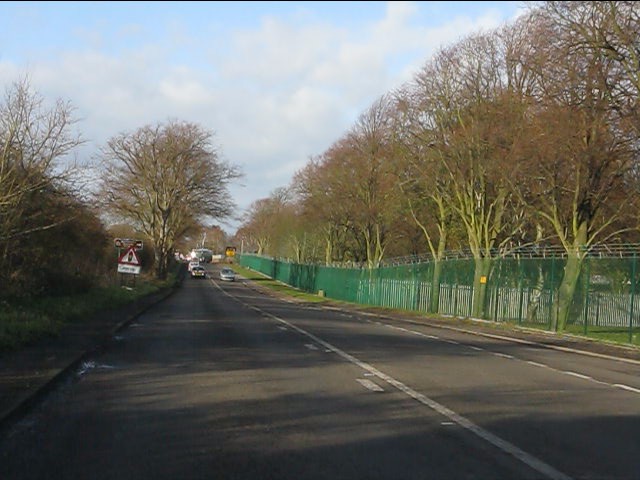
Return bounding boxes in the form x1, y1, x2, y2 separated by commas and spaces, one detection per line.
239, 254, 640, 345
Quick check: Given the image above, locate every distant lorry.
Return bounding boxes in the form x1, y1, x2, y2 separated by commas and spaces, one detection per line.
190, 248, 213, 264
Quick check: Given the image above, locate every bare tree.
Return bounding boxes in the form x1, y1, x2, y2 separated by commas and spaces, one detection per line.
344, 95, 404, 268
98, 120, 242, 279
0, 78, 83, 244
392, 50, 465, 313
241, 187, 300, 259
515, 5, 639, 330
293, 153, 357, 265
241, 196, 279, 257
417, 32, 530, 318
0, 78, 86, 296
541, 2, 640, 111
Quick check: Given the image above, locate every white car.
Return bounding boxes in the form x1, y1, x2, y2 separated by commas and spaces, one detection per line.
188, 260, 200, 272
219, 267, 236, 281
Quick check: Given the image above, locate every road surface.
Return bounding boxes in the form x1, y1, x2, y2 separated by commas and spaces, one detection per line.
1, 266, 639, 479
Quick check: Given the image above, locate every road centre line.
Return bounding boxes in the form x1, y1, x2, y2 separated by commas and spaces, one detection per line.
527, 360, 548, 368
222, 281, 640, 397
230, 281, 640, 398
217, 283, 571, 479
357, 378, 385, 392
215, 281, 635, 479
331, 303, 640, 366
260, 310, 572, 480
562, 371, 592, 381
493, 352, 515, 359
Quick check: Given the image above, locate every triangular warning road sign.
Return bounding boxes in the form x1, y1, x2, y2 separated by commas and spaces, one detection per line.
118, 246, 141, 266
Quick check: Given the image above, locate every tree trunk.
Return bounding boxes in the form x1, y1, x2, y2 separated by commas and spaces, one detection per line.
552, 222, 588, 332
155, 249, 168, 280
552, 254, 583, 331
325, 236, 333, 266
472, 257, 492, 318
429, 259, 443, 313
429, 233, 447, 313
526, 265, 545, 323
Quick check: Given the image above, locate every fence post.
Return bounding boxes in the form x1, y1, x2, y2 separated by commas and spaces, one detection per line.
413, 266, 420, 311
453, 283, 459, 316
583, 257, 590, 336
549, 257, 556, 330
517, 263, 524, 325
630, 253, 636, 344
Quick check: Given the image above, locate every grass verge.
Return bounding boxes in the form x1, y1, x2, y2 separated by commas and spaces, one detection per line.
232, 264, 328, 303
0, 271, 178, 353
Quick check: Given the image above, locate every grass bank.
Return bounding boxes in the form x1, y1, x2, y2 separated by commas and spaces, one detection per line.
0, 271, 179, 353
232, 264, 328, 303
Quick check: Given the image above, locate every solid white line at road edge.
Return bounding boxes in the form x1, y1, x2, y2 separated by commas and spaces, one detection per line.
261, 310, 573, 480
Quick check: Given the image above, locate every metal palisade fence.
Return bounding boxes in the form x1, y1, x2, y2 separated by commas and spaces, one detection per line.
239, 252, 640, 346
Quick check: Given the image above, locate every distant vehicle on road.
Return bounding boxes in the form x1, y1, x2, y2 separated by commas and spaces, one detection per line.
191, 266, 207, 278
188, 260, 200, 272
191, 248, 213, 263
219, 267, 236, 282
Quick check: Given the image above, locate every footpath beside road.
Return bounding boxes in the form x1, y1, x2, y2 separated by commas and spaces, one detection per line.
0, 282, 180, 432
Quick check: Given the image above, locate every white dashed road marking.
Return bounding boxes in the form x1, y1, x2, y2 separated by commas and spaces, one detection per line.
527, 360, 547, 368
562, 371, 592, 381
214, 280, 640, 479
252, 309, 572, 480
356, 378, 385, 392
493, 352, 515, 360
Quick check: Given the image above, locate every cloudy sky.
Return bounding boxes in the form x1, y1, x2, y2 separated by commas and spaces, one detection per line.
0, 1, 526, 233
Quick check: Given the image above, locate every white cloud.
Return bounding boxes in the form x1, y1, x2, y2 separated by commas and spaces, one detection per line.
0, 1, 524, 232
158, 75, 216, 107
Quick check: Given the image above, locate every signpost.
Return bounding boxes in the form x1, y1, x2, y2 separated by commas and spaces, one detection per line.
117, 245, 141, 275
114, 238, 144, 287
114, 238, 143, 250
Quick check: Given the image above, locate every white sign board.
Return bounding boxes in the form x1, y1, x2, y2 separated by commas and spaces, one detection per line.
118, 264, 141, 275
117, 245, 141, 275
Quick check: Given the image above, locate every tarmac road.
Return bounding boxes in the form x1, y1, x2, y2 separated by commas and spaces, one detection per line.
1, 265, 639, 479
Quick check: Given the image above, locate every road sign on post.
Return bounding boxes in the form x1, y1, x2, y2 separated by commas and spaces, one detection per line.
117, 245, 141, 275
114, 238, 143, 250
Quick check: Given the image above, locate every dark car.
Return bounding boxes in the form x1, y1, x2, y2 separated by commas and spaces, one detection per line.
191, 266, 207, 278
